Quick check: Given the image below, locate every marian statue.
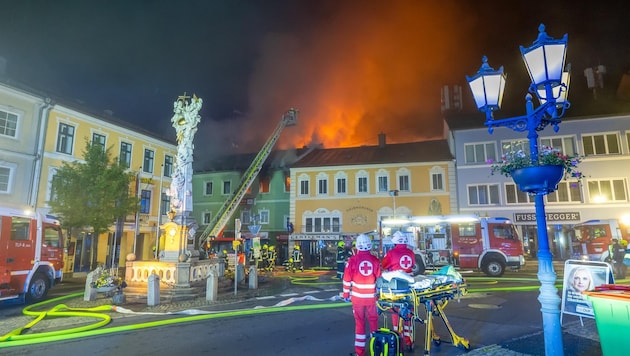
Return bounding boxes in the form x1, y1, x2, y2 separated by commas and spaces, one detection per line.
167, 94, 202, 214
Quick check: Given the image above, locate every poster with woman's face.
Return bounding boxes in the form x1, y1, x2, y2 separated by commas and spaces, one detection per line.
561, 260, 612, 319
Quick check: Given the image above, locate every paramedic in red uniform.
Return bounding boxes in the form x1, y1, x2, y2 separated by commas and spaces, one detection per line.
381, 231, 416, 348
342, 234, 381, 356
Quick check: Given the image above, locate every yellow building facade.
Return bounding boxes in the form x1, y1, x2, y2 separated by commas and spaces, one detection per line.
289, 138, 457, 267
36, 104, 176, 275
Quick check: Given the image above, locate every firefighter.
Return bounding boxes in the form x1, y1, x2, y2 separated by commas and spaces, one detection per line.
292, 245, 304, 272
219, 250, 229, 269
342, 234, 381, 356
381, 231, 416, 348
259, 244, 269, 271
609, 238, 626, 279
336, 240, 347, 279
266, 245, 277, 271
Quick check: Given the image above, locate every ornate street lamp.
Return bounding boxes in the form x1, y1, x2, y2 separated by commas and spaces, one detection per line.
466, 24, 570, 356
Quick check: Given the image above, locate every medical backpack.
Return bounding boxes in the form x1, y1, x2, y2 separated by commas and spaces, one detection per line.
369, 328, 403, 356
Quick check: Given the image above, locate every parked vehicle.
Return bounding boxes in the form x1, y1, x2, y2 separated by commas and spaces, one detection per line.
572, 219, 629, 261
382, 215, 525, 277
0, 205, 65, 303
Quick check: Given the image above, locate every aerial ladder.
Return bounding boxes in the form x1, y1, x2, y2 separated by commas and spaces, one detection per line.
198, 108, 298, 246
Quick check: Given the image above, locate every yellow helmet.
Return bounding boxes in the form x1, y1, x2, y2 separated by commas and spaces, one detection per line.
223, 250, 227, 254
263, 244, 269, 249
338, 241, 345, 248
269, 246, 275, 251
295, 245, 300, 250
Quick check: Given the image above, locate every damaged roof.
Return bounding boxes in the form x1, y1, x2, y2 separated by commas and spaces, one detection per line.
292, 139, 453, 168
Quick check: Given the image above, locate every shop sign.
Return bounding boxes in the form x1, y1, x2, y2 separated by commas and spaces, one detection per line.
514, 212, 580, 222
290, 234, 340, 241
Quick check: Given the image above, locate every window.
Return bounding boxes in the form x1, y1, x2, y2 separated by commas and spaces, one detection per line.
160, 192, 170, 215
336, 177, 347, 194
0, 166, 11, 193
164, 155, 173, 177
143, 149, 154, 173
432, 173, 444, 191
540, 136, 577, 156
376, 170, 389, 193
260, 210, 270, 224
467, 184, 500, 205
500, 140, 529, 155
399, 174, 410, 192
203, 212, 211, 225
547, 181, 582, 203
0, 109, 18, 137
120, 142, 132, 168
223, 180, 231, 195
505, 184, 533, 204
205, 181, 213, 195
304, 210, 341, 233
50, 173, 61, 202
430, 166, 445, 191
299, 175, 309, 196
396, 168, 410, 192
140, 190, 151, 214
44, 225, 62, 247
458, 223, 476, 237
259, 176, 270, 193
92, 133, 106, 150
357, 173, 368, 194
317, 174, 328, 195
582, 133, 621, 156
284, 175, 290, 192
241, 210, 251, 224
588, 179, 627, 202
464, 142, 496, 164
56, 123, 75, 155
10, 217, 31, 240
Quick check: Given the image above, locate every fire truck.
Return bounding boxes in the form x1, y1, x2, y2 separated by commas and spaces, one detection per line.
572, 219, 630, 261
382, 215, 525, 277
0, 205, 65, 303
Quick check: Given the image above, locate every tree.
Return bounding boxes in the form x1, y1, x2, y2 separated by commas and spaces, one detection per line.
48, 140, 138, 240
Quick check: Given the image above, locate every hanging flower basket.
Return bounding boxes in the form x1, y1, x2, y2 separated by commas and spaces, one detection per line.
510, 165, 564, 194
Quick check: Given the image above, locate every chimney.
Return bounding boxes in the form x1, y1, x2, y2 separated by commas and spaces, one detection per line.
378, 132, 386, 147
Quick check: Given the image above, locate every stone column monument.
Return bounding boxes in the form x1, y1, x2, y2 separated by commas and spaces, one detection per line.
162, 93, 202, 263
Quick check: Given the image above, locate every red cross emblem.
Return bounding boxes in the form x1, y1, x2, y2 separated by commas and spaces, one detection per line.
399, 255, 413, 269
359, 261, 373, 276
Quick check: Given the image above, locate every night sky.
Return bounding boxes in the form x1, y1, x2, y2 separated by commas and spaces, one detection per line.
1, 0, 628, 162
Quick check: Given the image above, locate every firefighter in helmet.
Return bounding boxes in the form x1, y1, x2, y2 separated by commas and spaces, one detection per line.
292, 245, 304, 272
336, 240, 347, 279
266, 245, 277, 271
259, 244, 269, 272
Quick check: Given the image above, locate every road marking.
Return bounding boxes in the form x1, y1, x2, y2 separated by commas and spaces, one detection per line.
302, 290, 321, 294
255, 296, 277, 300
280, 293, 299, 297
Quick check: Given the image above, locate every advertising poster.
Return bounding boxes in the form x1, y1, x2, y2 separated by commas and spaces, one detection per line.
561, 260, 613, 323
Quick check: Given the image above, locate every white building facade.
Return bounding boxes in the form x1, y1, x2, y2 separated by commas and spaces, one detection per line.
449, 114, 630, 260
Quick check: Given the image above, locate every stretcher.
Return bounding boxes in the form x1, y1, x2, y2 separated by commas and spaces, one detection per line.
375, 266, 470, 355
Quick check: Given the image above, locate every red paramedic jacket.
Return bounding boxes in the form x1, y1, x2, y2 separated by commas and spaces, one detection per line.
342, 250, 382, 305
381, 244, 416, 273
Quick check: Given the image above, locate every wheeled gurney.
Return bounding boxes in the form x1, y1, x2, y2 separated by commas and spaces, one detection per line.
375, 266, 470, 355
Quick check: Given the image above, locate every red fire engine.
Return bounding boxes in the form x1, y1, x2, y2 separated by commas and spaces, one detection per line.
382, 215, 525, 277
572, 219, 630, 261
0, 205, 65, 303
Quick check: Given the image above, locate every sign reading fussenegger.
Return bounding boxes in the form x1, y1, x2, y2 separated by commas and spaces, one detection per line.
514, 212, 580, 222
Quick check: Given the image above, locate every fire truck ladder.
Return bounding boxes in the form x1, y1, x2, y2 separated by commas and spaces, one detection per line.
199, 108, 298, 245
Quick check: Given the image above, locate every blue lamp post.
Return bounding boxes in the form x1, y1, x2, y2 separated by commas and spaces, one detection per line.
466, 24, 570, 356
